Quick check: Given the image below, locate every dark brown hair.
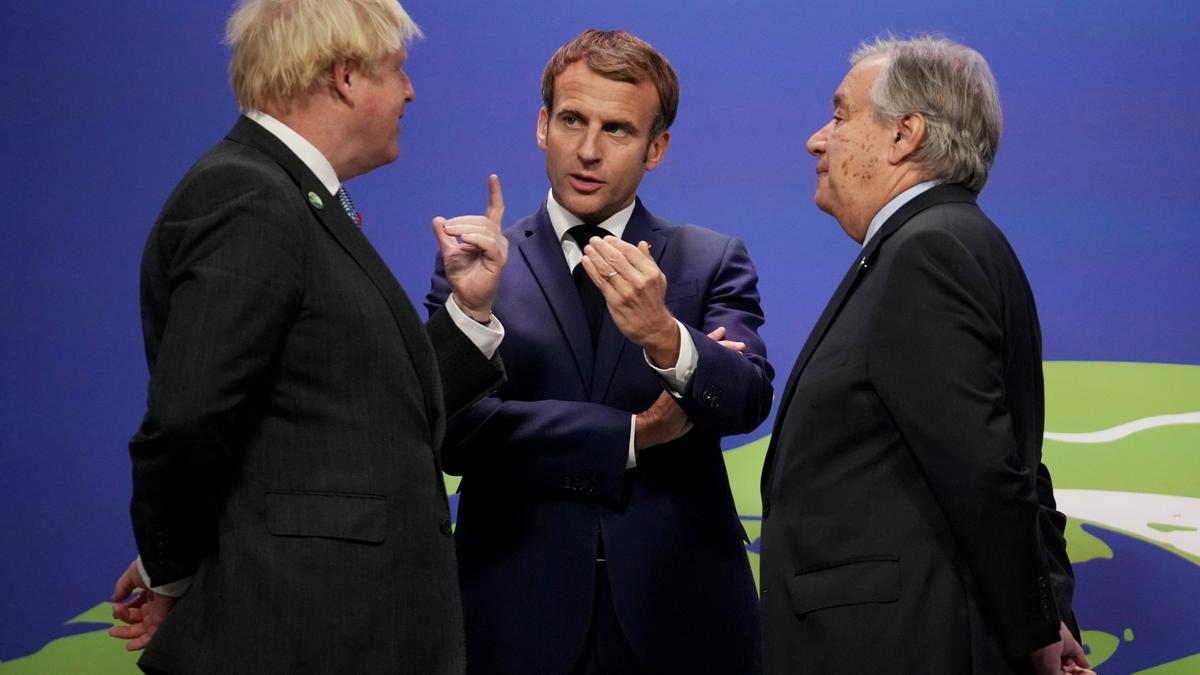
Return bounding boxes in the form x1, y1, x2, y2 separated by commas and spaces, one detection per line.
541, 29, 679, 139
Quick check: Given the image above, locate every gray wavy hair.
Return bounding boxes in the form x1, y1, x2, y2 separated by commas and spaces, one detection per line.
852, 35, 1001, 193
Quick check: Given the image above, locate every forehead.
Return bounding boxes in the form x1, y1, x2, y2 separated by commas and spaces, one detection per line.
834, 56, 886, 108
552, 61, 660, 123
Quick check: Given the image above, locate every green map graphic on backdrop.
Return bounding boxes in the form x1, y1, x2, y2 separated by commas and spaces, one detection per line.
3, 362, 1197, 673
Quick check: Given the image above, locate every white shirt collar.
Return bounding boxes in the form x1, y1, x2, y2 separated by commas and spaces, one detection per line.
244, 109, 342, 196
545, 189, 637, 245
863, 179, 940, 247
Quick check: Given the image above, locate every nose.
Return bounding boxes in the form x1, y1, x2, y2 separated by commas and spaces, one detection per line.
806, 123, 829, 157
578, 128, 601, 164
405, 75, 415, 103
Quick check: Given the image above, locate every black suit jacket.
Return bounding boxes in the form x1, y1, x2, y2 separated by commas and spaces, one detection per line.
129, 116, 503, 674
426, 202, 773, 674
760, 185, 1076, 674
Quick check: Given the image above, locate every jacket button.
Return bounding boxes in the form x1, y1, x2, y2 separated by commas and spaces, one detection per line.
439, 519, 453, 536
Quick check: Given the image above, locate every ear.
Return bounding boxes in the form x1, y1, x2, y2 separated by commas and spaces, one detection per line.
888, 112, 925, 165
331, 58, 367, 104
643, 130, 671, 171
536, 107, 549, 151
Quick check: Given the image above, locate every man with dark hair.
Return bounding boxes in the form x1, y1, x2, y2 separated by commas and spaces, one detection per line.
428, 29, 772, 674
759, 36, 1088, 674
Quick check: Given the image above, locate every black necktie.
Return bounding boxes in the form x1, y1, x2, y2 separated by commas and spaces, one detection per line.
567, 224, 609, 342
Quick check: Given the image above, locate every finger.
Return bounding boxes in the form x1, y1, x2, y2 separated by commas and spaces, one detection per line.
600, 236, 656, 277
717, 340, 746, 352
624, 239, 662, 276
109, 623, 146, 640
707, 326, 727, 341
577, 256, 608, 293
127, 633, 153, 651
441, 222, 494, 239
578, 256, 622, 302
113, 595, 147, 622
112, 565, 141, 602
484, 174, 504, 225
431, 216, 456, 255
457, 232, 503, 259
586, 237, 641, 280
114, 605, 144, 624
582, 243, 636, 295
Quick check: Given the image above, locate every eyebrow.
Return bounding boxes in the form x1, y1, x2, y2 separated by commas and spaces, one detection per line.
558, 107, 641, 135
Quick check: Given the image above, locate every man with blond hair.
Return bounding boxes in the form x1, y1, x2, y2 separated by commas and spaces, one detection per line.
427, 30, 771, 674
108, 1, 508, 672
760, 36, 1088, 673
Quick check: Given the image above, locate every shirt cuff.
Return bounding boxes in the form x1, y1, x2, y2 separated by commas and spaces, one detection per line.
626, 414, 638, 469
446, 295, 504, 359
136, 556, 192, 598
644, 319, 698, 396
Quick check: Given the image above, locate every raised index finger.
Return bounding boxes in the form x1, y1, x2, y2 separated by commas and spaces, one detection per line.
485, 174, 504, 226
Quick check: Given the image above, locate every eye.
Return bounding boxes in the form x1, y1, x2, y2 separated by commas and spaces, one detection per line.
560, 114, 581, 128
604, 123, 630, 138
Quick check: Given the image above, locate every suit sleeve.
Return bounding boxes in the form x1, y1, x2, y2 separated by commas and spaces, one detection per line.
129, 168, 305, 586
672, 237, 774, 436
425, 304, 505, 417
1037, 462, 1080, 638
425, 254, 631, 504
866, 228, 1061, 657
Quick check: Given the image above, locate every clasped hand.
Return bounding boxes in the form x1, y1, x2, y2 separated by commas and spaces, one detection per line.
579, 236, 679, 366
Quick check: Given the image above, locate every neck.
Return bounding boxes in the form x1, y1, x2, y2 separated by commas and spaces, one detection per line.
264, 97, 358, 181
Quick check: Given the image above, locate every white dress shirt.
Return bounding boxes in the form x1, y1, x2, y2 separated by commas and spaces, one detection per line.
545, 191, 700, 468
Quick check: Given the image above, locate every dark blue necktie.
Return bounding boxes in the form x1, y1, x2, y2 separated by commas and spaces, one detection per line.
336, 186, 360, 226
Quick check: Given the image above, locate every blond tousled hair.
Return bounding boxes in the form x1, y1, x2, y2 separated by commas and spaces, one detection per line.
226, 0, 422, 111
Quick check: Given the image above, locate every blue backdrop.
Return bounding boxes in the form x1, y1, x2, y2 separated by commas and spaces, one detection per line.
2, 0, 1198, 667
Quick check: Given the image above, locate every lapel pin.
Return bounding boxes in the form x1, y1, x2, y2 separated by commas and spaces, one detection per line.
307, 192, 324, 210
860, 257, 869, 270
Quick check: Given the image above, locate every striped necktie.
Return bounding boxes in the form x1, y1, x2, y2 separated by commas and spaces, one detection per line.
336, 186, 361, 226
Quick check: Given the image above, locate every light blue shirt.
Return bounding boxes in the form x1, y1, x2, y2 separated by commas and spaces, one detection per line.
863, 180, 941, 247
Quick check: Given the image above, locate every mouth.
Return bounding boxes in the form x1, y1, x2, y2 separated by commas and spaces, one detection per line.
568, 173, 605, 194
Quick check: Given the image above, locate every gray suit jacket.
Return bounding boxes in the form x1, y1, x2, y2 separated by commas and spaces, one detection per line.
760, 185, 1076, 674
129, 116, 503, 674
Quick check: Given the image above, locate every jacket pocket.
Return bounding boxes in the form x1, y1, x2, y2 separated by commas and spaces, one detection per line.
265, 490, 388, 544
786, 555, 899, 615
664, 279, 698, 303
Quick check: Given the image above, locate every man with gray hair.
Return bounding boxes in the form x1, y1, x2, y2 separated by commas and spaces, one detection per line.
759, 36, 1089, 673
107, 1, 507, 672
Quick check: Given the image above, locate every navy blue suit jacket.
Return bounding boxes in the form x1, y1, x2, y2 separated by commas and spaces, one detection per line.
427, 200, 772, 674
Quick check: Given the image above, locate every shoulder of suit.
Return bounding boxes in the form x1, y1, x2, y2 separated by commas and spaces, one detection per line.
891, 198, 1002, 247
162, 141, 308, 229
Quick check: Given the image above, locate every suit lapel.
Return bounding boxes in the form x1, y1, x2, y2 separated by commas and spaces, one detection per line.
227, 116, 443, 439
591, 200, 667, 402
761, 184, 978, 494
518, 205, 595, 389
